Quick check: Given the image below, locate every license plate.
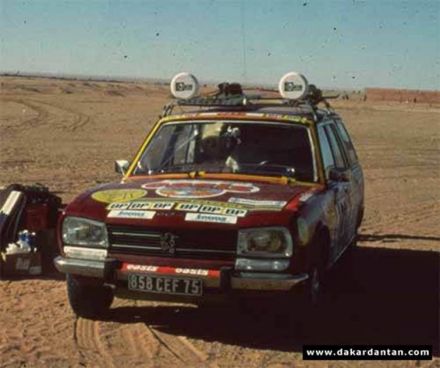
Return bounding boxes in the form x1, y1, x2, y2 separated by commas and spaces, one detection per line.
127, 274, 203, 296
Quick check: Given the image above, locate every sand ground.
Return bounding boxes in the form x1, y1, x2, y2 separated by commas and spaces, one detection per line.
0, 77, 439, 367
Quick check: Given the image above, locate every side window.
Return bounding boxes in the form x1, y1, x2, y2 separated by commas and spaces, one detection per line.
325, 125, 346, 169
318, 125, 335, 178
334, 120, 358, 165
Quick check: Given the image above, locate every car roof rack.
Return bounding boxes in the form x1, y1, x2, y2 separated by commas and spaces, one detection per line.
161, 83, 338, 119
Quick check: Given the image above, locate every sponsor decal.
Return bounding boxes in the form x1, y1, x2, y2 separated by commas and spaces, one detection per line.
185, 213, 237, 224
174, 202, 201, 212
228, 197, 287, 209
107, 199, 248, 217
142, 180, 259, 199
107, 200, 174, 211
92, 189, 147, 204
175, 268, 209, 276
196, 204, 247, 217
124, 264, 159, 272
107, 209, 155, 219
122, 263, 220, 278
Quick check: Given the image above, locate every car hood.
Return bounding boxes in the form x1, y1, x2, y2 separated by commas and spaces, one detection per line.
65, 177, 320, 228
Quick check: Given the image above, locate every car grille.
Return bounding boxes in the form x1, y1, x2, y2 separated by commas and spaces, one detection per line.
107, 225, 237, 260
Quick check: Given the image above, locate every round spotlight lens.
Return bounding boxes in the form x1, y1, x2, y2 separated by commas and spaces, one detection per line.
170, 72, 199, 100
278, 72, 309, 100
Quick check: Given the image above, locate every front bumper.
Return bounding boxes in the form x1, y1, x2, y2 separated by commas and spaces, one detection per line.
54, 256, 308, 292
54, 256, 118, 279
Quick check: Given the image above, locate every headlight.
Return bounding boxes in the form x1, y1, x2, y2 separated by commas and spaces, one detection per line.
62, 217, 108, 247
237, 227, 293, 257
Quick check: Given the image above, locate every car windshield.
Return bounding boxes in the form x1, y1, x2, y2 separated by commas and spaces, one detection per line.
133, 121, 316, 182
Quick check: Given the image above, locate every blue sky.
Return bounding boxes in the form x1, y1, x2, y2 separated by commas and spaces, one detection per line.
0, 0, 439, 90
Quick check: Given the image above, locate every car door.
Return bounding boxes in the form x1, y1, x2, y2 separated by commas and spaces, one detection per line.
333, 119, 364, 231
326, 121, 356, 252
317, 122, 351, 260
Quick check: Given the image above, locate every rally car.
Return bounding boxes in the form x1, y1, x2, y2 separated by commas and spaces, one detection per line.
55, 72, 364, 318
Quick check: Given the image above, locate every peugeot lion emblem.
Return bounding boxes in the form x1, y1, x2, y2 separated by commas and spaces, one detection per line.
160, 233, 177, 254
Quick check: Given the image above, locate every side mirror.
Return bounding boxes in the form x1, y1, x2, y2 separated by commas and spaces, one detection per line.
114, 160, 129, 175
328, 167, 350, 182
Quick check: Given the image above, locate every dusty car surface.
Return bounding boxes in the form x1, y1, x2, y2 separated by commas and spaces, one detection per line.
55, 72, 364, 318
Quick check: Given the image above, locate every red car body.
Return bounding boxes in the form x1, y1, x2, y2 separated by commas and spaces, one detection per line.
55, 106, 364, 316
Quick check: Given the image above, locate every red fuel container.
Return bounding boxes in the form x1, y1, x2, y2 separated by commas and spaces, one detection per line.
25, 203, 49, 232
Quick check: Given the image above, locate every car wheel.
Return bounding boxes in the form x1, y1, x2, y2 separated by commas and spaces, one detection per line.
300, 234, 327, 311
340, 235, 361, 291
302, 262, 323, 309
289, 260, 325, 330
66, 274, 114, 319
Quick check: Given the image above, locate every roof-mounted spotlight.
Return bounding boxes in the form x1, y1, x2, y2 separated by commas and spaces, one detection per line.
161, 71, 328, 117
278, 72, 309, 100
170, 72, 200, 100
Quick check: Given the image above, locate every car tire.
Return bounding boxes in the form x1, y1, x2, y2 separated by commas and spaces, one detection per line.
300, 232, 327, 312
66, 274, 114, 319
302, 262, 323, 309
338, 234, 361, 292
285, 254, 325, 331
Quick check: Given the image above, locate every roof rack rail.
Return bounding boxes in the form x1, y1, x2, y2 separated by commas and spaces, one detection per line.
160, 72, 338, 118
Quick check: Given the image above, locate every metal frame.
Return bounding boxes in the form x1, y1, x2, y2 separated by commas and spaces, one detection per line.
160, 85, 338, 120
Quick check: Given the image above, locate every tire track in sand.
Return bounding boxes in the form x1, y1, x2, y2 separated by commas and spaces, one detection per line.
133, 300, 218, 367
32, 99, 91, 132
0, 98, 49, 130
74, 315, 158, 367
1, 97, 91, 132
75, 317, 128, 368
141, 323, 219, 367
74, 311, 218, 367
